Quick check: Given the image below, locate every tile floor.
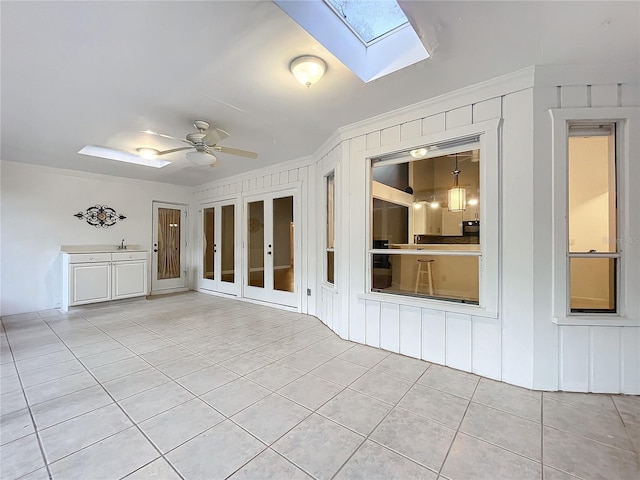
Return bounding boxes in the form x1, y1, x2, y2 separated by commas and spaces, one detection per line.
1, 292, 639, 480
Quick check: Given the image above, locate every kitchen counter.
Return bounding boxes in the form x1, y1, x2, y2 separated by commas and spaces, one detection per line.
389, 243, 480, 251
61, 244, 146, 253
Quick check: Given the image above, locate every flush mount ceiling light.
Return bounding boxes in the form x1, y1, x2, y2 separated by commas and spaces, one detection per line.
290, 55, 326, 87
410, 148, 428, 159
447, 153, 467, 212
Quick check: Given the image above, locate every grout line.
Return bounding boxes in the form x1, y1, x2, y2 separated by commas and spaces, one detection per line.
435, 375, 481, 478
541, 391, 545, 480
37, 317, 187, 480
1, 322, 55, 480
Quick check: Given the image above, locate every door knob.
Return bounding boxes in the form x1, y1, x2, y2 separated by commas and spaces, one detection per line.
267, 251, 272, 255
153, 249, 158, 252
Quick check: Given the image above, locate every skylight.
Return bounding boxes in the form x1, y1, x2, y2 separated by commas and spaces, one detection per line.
324, 0, 409, 45
275, 0, 429, 83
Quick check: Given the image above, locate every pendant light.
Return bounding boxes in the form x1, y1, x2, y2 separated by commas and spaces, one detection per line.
447, 153, 466, 212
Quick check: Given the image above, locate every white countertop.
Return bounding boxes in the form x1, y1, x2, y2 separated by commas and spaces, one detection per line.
61, 244, 147, 253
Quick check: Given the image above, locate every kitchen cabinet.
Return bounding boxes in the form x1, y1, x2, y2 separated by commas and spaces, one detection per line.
61, 249, 148, 311
413, 206, 442, 235
463, 204, 479, 221
441, 210, 463, 236
112, 251, 148, 300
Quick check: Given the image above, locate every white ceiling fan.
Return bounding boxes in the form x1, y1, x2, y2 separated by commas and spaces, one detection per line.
79, 120, 258, 168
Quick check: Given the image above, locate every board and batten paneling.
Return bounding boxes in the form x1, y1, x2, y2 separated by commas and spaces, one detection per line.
360, 300, 502, 379
192, 161, 313, 314
539, 81, 639, 394
312, 68, 638, 394
333, 93, 508, 381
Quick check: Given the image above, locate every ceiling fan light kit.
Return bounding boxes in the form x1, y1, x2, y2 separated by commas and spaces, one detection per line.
186, 150, 217, 166
290, 55, 326, 87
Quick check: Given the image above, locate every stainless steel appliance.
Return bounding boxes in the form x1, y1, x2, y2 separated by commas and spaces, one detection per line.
462, 220, 480, 236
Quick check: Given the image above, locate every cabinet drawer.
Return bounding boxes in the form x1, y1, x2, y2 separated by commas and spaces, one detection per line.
68, 253, 112, 263
112, 251, 147, 261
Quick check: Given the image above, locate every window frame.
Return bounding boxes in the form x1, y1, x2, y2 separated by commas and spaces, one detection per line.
550, 107, 640, 326
363, 119, 501, 318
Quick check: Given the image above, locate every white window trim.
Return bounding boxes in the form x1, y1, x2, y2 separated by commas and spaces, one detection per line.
363, 119, 501, 319
550, 107, 640, 326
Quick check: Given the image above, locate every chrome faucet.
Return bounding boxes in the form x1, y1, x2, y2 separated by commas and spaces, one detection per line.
119, 239, 126, 250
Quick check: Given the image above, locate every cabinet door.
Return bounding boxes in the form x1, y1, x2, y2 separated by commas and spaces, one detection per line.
112, 261, 148, 299
441, 210, 463, 236
71, 263, 111, 305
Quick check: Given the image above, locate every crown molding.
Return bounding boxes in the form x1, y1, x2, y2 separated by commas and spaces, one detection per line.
312, 65, 536, 162
192, 155, 315, 192
0, 159, 191, 191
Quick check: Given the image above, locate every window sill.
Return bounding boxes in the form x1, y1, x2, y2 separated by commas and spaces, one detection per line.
553, 316, 640, 327
357, 292, 498, 319
320, 283, 338, 294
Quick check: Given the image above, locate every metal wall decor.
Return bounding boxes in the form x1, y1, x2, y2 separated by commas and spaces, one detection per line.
74, 205, 126, 228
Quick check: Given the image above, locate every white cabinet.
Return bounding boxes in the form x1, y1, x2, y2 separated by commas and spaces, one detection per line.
62, 251, 148, 311
441, 210, 464, 236
112, 252, 148, 300
413, 206, 442, 235
71, 262, 111, 305
463, 205, 479, 221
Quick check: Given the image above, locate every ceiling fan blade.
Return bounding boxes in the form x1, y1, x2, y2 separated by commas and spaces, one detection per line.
78, 145, 171, 168
156, 146, 193, 156
203, 127, 230, 146
214, 145, 258, 159
142, 130, 192, 145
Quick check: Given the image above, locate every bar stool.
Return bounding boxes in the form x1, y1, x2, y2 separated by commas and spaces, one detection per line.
415, 259, 434, 295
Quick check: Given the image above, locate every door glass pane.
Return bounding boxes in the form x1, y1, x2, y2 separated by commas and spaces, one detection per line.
248, 201, 264, 288
570, 257, 616, 312
221, 205, 235, 283
158, 207, 181, 280
273, 196, 294, 293
327, 251, 335, 285
203, 207, 214, 280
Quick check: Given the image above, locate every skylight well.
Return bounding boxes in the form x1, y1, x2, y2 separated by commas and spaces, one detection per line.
275, 0, 429, 83
324, 0, 409, 45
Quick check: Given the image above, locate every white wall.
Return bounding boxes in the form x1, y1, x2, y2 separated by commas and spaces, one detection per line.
532, 66, 640, 393
2, 64, 637, 395
312, 65, 639, 394
0, 161, 191, 315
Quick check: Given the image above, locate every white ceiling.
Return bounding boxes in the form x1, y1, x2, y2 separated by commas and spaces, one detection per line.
2, 1, 638, 186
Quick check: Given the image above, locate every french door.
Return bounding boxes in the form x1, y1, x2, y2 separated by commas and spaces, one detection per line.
200, 200, 239, 296
151, 202, 187, 292
244, 190, 299, 308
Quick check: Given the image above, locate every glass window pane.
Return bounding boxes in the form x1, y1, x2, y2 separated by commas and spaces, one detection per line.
221, 205, 234, 283
203, 207, 214, 280
158, 208, 181, 280
372, 253, 479, 304
273, 196, 294, 293
327, 173, 335, 249
327, 251, 335, 285
570, 257, 616, 312
248, 201, 264, 288
324, 0, 408, 44
372, 199, 408, 248
568, 130, 616, 253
